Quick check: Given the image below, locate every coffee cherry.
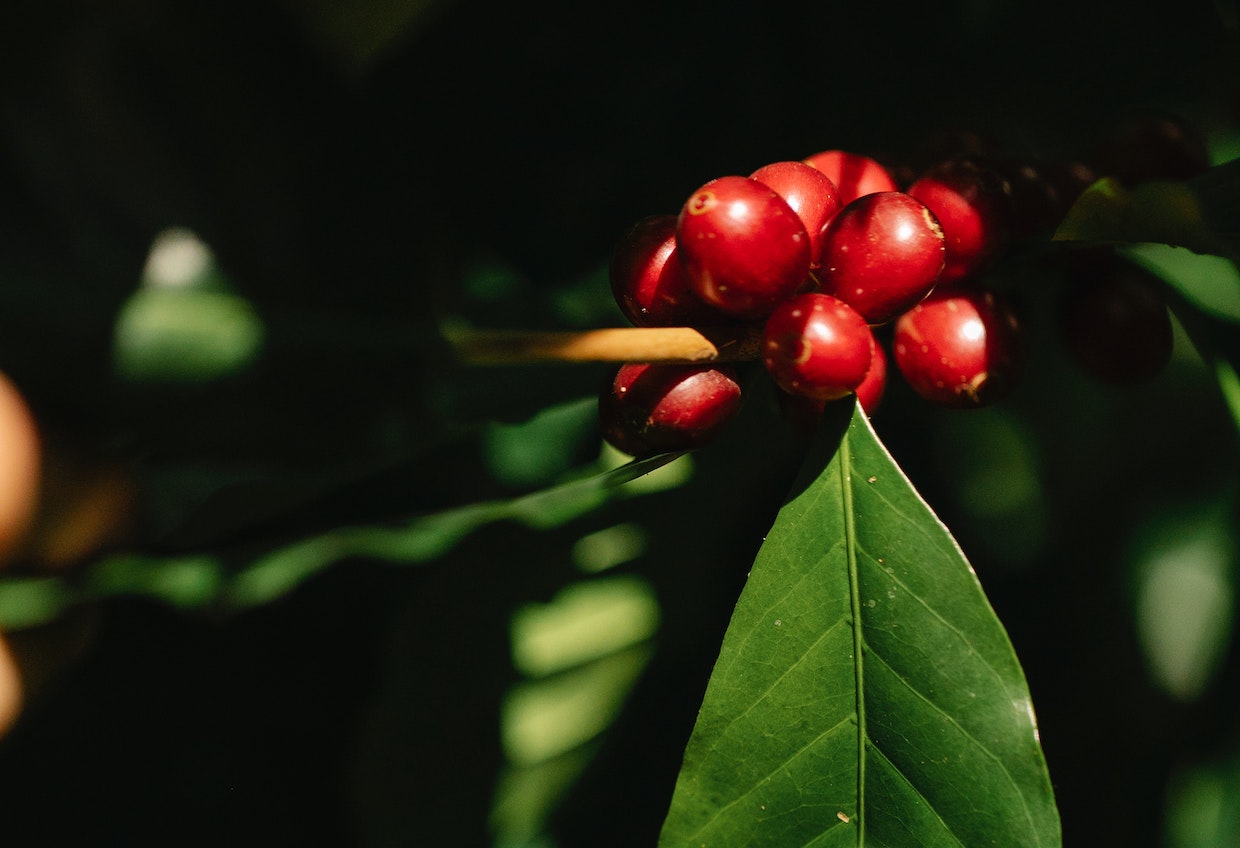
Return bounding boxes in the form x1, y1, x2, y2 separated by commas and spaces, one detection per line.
599, 363, 742, 456
748, 161, 843, 270
762, 293, 872, 401
907, 158, 1014, 285
987, 158, 1063, 238
1059, 251, 1173, 383
1092, 111, 1210, 186
676, 176, 812, 319
855, 332, 888, 415
802, 150, 899, 205
817, 191, 946, 324
894, 289, 1022, 408
609, 215, 727, 327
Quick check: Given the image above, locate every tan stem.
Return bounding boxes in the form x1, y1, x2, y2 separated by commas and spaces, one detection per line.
449, 326, 764, 365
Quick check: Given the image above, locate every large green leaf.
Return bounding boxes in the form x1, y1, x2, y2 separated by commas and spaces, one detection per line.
659, 400, 1060, 847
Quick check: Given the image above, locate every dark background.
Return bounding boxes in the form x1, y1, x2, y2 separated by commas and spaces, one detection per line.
0, 0, 1237, 845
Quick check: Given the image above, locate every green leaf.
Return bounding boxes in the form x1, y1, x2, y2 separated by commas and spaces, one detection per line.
1053, 159, 1240, 263
0, 449, 686, 627
658, 400, 1060, 847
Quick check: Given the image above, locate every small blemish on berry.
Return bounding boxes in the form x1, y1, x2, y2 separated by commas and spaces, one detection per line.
687, 190, 717, 216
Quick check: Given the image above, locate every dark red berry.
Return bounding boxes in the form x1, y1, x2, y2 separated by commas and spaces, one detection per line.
609, 215, 728, 327
749, 161, 843, 270
803, 150, 899, 205
987, 158, 1064, 238
1041, 159, 1098, 217
817, 191, 946, 324
855, 331, 888, 415
599, 363, 742, 456
775, 326, 886, 436
907, 158, 1014, 285
762, 293, 872, 401
894, 288, 1022, 408
1059, 251, 1173, 383
676, 176, 812, 319
1092, 111, 1210, 186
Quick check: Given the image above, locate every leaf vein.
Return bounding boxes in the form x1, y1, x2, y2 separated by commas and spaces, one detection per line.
867, 649, 1041, 843
865, 742, 968, 848
684, 715, 857, 843
859, 555, 1010, 689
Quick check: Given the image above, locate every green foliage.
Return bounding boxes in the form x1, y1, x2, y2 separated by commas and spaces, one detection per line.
0, 448, 683, 628
659, 400, 1059, 846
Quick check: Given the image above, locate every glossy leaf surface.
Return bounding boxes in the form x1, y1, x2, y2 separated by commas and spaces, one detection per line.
659, 400, 1060, 847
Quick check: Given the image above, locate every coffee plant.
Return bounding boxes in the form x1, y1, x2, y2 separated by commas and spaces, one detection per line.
0, 3, 1238, 847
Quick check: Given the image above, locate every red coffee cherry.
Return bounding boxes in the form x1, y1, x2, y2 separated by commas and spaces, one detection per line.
893, 288, 1022, 408
817, 191, 946, 324
676, 176, 812, 319
1059, 251, 1173, 383
987, 158, 1064, 238
762, 293, 873, 401
802, 150, 899, 205
855, 331, 888, 415
599, 363, 743, 457
776, 326, 888, 435
748, 161, 843, 270
907, 158, 1014, 285
609, 215, 727, 327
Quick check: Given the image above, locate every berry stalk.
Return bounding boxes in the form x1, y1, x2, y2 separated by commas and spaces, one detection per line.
448, 326, 763, 365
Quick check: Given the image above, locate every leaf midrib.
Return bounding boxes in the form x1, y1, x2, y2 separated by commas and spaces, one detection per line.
841, 426, 865, 846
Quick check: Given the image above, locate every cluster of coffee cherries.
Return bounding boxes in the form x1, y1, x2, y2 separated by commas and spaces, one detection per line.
600, 116, 1205, 457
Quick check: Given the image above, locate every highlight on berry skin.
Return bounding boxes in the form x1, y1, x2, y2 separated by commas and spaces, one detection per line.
749, 160, 843, 270
816, 191, 946, 325
802, 149, 899, 205
675, 175, 812, 319
893, 288, 1023, 409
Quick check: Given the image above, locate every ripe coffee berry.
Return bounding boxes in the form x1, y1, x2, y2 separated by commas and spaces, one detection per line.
894, 289, 1022, 408
676, 176, 811, 319
987, 158, 1063, 238
1059, 252, 1173, 383
802, 150, 899, 204
599, 363, 742, 456
856, 332, 888, 414
609, 215, 726, 327
907, 158, 1013, 285
762, 293, 872, 401
817, 191, 946, 325
777, 325, 888, 436
748, 161, 843, 270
